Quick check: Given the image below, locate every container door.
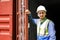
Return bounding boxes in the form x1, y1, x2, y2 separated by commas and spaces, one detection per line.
0, 0, 13, 40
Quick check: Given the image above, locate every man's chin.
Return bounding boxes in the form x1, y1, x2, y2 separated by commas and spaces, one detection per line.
40, 18, 44, 19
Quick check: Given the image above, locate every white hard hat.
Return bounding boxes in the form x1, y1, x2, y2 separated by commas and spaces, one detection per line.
36, 5, 47, 12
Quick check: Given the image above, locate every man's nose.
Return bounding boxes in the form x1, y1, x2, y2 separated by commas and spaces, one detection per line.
40, 13, 43, 15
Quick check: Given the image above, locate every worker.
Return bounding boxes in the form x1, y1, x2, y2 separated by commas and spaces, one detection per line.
25, 5, 56, 40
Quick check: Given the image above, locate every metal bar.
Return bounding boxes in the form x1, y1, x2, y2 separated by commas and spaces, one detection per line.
17, 0, 28, 40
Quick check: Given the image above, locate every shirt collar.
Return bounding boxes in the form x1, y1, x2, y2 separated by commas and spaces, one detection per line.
40, 17, 47, 24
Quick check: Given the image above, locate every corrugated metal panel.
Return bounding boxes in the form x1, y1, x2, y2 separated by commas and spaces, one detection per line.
0, 0, 13, 40
0, 15, 12, 40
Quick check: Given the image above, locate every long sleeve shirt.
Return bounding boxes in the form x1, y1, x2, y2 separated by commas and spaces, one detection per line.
28, 14, 56, 40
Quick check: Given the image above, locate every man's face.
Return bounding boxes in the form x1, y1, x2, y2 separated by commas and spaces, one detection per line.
37, 10, 46, 19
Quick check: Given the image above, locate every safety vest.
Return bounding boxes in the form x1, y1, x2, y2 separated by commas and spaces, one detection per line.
37, 19, 50, 36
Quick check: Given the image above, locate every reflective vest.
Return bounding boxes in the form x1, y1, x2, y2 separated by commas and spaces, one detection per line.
37, 19, 50, 36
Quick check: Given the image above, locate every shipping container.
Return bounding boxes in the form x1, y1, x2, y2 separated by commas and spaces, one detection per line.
0, 0, 28, 40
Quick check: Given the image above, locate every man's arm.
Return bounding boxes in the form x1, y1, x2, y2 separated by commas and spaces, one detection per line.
25, 9, 35, 23
28, 14, 35, 23
25, 9, 37, 40
48, 21, 56, 40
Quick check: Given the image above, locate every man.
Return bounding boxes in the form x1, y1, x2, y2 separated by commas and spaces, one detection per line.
25, 5, 56, 40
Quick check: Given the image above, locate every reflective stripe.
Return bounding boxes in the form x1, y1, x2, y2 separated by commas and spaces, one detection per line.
45, 19, 50, 35
45, 26, 48, 35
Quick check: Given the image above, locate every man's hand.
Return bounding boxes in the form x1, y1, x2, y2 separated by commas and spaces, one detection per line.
25, 9, 31, 14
